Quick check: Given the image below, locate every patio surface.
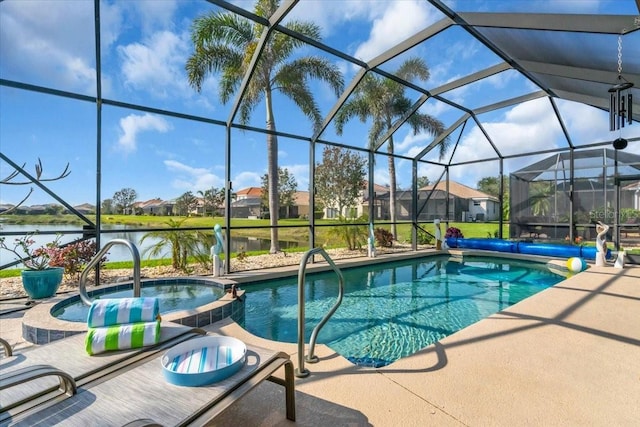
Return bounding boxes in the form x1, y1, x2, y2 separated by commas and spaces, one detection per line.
1, 253, 639, 426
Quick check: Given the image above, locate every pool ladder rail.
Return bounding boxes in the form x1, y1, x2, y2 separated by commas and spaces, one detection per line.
296, 247, 344, 378
79, 239, 141, 306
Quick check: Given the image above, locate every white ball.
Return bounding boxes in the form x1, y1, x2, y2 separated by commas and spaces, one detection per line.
567, 257, 587, 273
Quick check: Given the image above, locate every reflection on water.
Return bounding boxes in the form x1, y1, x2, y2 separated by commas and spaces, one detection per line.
0, 224, 303, 264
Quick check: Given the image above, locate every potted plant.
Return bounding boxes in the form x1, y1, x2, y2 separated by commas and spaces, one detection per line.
0, 233, 64, 299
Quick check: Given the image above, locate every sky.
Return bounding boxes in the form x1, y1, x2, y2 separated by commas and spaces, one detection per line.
1, 0, 639, 207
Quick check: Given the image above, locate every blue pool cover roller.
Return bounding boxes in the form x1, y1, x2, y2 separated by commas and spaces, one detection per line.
445, 238, 611, 260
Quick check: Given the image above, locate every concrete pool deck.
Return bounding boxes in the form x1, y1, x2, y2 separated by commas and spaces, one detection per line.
1, 252, 639, 425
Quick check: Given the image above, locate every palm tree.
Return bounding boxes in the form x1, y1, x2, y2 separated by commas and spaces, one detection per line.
530, 182, 552, 217
334, 58, 446, 239
186, 0, 344, 253
198, 187, 225, 217
141, 218, 208, 271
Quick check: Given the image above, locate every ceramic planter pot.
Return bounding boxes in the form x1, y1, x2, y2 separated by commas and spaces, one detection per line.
21, 267, 64, 299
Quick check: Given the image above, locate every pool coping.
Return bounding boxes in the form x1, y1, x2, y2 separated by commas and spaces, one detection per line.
22, 276, 245, 345
19, 248, 576, 345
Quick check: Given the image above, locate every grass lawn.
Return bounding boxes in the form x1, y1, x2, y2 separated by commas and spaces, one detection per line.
1, 213, 509, 241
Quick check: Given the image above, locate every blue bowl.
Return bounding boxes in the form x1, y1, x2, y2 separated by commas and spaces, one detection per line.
161, 335, 246, 387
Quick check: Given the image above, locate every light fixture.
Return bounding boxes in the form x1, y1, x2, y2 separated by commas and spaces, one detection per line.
608, 35, 633, 145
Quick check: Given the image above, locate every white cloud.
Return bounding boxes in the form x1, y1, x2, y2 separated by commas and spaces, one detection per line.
282, 163, 310, 190
556, 100, 611, 145
394, 129, 437, 154
484, 69, 519, 90
129, 0, 179, 35
118, 30, 191, 98
285, 0, 380, 36
163, 159, 224, 192
353, 1, 439, 62
117, 113, 172, 153
0, 1, 96, 93
231, 171, 262, 191
99, 1, 124, 50
374, 166, 390, 187
445, 99, 562, 185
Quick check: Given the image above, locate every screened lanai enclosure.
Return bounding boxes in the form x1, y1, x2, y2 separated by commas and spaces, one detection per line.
1, 0, 639, 273
510, 149, 640, 246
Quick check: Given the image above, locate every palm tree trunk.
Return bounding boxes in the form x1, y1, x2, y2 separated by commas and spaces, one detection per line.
265, 88, 280, 253
388, 136, 397, 239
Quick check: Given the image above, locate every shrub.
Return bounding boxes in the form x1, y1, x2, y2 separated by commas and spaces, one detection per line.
374, 227, 393, 247
417, 228, 434, 245
236, 246, 248, 262
48, 240, 106, 281
328, 215, 368, 250
0, 233, 62, 270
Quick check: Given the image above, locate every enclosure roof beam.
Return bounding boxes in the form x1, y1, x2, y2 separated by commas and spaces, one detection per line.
549, 97, 574, 149
473, 90, 547, 116
518, 60, 640, 86
367, 18, 453, 68
430, 62, 511, 96
312, 69, 367, 142
457, 12, 640, 35
416, 113, 469, 160
471, 115, 502, 159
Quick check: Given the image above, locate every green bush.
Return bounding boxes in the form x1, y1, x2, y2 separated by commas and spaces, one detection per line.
417, 228, 434, 245
329, 215, 368, 250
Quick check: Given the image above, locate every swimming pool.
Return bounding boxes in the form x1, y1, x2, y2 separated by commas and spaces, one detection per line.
51, 278, 227, 323
241, 255, 565, 367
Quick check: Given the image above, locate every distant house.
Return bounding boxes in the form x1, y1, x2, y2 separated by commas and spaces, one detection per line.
0, 204, 14, 214
323, 182, 389, 219
23, 204, 48, 215
194, 197, 224, 217
73, 203, 96, 214
232, 187, 263, 218
231, 197, 262, 218
355, 183, 390, 219
375, 181, 499, 222
419, 181, 499, 222
292, 191, 309, 218
132, 198, 164, 215
235, 187, 262, 200
128, 198, 175, 215
232, 187, 307, 219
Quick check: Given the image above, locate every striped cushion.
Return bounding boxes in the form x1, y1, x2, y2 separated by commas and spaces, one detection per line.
87, 297, 160, 328
85, 321, 160, 355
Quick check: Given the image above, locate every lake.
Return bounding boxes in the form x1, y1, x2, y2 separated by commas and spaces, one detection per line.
0, 224, 303, 267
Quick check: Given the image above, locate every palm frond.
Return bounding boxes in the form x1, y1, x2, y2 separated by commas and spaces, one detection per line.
191, 12, 255, 49
186, 45, 243, 93
395, 57, 430, 82
334, 97, 371, 134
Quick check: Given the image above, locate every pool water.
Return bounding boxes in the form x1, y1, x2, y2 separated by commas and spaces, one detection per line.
52, 281, 226, 323
241, 256, 564, 367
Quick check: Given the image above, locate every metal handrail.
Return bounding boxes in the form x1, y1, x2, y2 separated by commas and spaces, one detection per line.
79, 239, 141, 306
296, 247, 344, 378
0, 337, 12, 357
